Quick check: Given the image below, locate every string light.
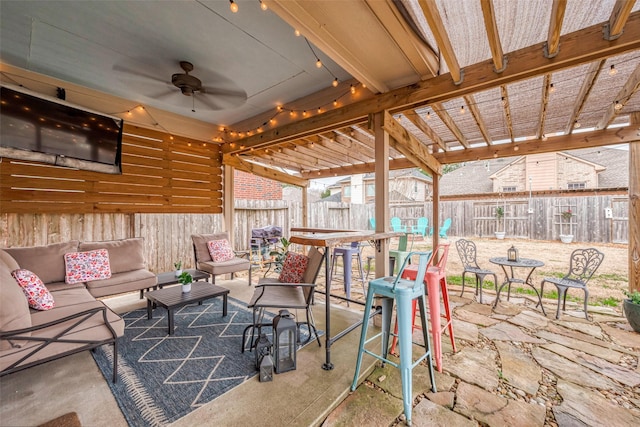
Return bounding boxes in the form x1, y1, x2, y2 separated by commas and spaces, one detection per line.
350, 84, 356, 94
229, 0, 238, 13
573, 120, 581, 129
260, 0, 267, 11
459, 105, 465, 114
549, 83, 555, 93
332, 78, 339, 87
426, 111, 431, 120
316, 59, 322, 68
614, 100, 623, 110
609, 64, 617, 76
294, 29, 301, 37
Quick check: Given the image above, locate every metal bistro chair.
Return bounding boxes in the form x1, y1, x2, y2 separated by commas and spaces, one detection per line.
351, 251, 436, 426
540, 248, 605, 320
455, 239, 498, 304
330, 241, 366, 301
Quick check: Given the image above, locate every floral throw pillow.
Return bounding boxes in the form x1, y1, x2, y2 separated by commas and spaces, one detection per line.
11, 269, 55, 310
64, 249, 112, 284
207, 239, 235, 263
278, 252, 309, 283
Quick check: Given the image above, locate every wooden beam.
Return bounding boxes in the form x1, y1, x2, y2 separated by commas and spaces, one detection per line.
222, 154, 308, 187
432, 101, 469, 148
545, 0, 567, 57
373, 111, 391, 278
224, 12, 640, 154
608, 0, 637, 39
403, 109, 448, 152
480, 0, 505, 72
433, 125, 640, 164
537, 74, 552, 139
383, 111, 442, 175
564, 60, 604, 134
299, 157, 416, 179
416, 0, 463, 84
500, 86, 515, 142
597, 61, 640, 129
629, 111, 640, 293
464, 94, 493, 145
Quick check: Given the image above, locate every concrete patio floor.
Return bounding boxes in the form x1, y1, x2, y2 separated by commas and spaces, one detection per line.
1, 275, 639, 426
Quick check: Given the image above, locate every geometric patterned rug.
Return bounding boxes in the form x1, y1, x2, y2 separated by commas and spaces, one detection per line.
92, 296, 319, 427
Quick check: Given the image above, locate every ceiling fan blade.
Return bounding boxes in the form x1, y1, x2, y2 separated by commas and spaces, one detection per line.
194, 93, 225, 111
147, 89, 177, 100
112, 64, 168, 84
200, 86, 247, 109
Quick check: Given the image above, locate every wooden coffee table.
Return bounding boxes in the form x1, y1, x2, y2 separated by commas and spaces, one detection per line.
145, 282, 230, 335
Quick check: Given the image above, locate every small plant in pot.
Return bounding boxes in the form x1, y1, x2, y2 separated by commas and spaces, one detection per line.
269, 237, 291, 273
174, 260, 183, 277
494, 206, 505, 239
178, 271, 193, 293
623, 290, 640, 333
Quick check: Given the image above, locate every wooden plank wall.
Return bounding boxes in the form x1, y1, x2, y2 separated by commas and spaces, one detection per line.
0, 124, 222, 214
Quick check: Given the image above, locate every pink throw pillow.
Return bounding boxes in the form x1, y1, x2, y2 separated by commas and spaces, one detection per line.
278, 252, 309, 283
11, 269, 55, 310
207, 239, 235, 262
64, 249, 112, 284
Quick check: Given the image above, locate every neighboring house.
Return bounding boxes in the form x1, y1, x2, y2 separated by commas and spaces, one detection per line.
234, 170, 282, 200
328, 169, 433, 204
440, 147, 628, 196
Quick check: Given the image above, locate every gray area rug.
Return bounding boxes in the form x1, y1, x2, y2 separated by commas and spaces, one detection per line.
92, 296, 319, 427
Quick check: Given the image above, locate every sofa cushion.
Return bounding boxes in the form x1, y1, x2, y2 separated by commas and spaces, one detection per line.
0, 255, 31, 350
0, 249, 20, 271
11, 269, 55, 311
4, 241, 79, 285
78, 238, 145, 274
192, 232, 230, 263
84, 269, 157, 298
278, 252, 309, 284
64, 249, 112, 284
207, 239, 234, 262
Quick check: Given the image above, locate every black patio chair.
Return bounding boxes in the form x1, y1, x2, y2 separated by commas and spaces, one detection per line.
455, 239, 497, 303
540, 248, 604, 320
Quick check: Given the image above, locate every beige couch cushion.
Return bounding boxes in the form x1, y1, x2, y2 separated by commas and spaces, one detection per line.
79, 238, 146, 274
192, 232, 230, 263
85, 269, 157, 298
4, 241, 79, 285
0, 250, 31, 350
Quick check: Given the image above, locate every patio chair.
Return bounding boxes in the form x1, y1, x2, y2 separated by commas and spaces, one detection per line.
391, 216, 407, 232
389, 233, 411, 274
439, 218, 452, 238
369, 218, 376, 230
540, 248, 604, 320
330, 241, 366, 301
455, 239, 498, 303
411, 217, 428, 237
241, 246, 325, 352
191, 232, 252, 285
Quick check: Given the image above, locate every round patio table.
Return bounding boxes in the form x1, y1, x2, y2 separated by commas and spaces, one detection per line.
489, 257, 547, 315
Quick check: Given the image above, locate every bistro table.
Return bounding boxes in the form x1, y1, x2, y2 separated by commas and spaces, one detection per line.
489, 257, 546, 315
289, 227, 403, 370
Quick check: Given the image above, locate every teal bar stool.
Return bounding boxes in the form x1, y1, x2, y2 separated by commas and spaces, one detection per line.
351, 251, 436, 426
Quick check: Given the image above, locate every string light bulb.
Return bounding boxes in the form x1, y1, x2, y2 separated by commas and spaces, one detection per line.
426, 111, 431, 120
460, 105, 465, 114
549, 83, 555, 93
332, 78, 339, 87
609, 64, 617, 76
294, 29, 301, 37
229, 0, 238, 13
260, 0, 267, 11
614, 100, 623, 110
316, 59, 322, 68
350, 84, 356, 94
573, 120, 581, 129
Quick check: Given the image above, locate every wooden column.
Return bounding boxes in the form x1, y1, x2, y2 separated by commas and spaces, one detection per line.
630, 112, 640, 292
302, 184, 308, 228
373, 111, 390, 278
432, 172, 440, 251
223, 165, 235, 245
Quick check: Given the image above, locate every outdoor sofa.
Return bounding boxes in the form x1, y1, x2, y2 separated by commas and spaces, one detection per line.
0, 237, 157, 382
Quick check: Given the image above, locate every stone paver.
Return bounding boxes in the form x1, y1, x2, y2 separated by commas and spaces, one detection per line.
508, 310, 549, 330
443, 347, 499, 391
531, 347, 620, 390
425, 391, 455, 409
495, 341, 541, 395
553, 380, 640, 426
454, 308, 500, 327
322, 384, 403, 427
536, 330, 624, 363
600, 323, 640, 349
459, 302, 493, 316
480, 322, 546, 343
454, 382, 546, 426
413, 398, 477, 427
492, 302, 523, 316
541, 343, 640, 387
451, 319, 479, 343
555, 319, 603, 338
544, 322, 634, 354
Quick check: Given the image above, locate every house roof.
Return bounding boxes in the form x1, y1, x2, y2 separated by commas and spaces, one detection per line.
330, 168, 432, 188
440, 146, 629, 195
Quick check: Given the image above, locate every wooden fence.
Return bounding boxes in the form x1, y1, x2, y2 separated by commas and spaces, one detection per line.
0, 194, 628, 274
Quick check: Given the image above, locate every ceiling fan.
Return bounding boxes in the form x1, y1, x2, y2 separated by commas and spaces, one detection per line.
113, 59, 247, 111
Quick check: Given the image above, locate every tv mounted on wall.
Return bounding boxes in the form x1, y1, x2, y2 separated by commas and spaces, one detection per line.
1, 84, 123, 174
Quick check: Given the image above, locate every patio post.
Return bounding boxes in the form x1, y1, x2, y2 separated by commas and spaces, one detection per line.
372, 111, 391, 278
224, 164, 235, 246
630, 112, 640, 293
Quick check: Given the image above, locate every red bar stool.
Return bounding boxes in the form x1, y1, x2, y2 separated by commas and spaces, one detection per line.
390, 243, 456, 372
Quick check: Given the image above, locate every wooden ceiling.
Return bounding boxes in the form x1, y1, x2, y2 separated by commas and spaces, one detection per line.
224, 1, 640, 186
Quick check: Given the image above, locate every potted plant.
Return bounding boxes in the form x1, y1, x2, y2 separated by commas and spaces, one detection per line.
623, 290, 640, 333
174, 260, 183, 277
560, 209, 573, 243
269, 237, 291, 272
178, 271, 193, 293
494, 206, 505, 239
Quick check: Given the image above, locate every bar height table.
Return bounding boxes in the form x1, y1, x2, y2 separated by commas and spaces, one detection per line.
289, 228, 402, 370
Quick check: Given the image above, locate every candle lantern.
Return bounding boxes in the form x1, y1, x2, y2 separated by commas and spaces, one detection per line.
507, 245, 519, 262
272, 309, 297, 373
259, 353, 274, 382
254, 333, 272, 370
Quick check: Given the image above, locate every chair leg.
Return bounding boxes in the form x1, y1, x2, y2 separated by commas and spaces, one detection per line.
426, 278, 442, 372
351, 289, 376, 392
396, 291, 415, 424
583, 287, 589, 320
477, 274, 484, 303
460, 272, 467, 297
417, 294, 436, 394
306, 307, 322, 347
440, 277, 456, 353
556, 286, 567, 319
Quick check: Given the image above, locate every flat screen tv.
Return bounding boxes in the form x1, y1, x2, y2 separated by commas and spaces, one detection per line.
1, 84, 123, 174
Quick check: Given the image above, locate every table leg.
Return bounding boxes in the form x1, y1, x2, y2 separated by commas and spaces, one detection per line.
168, 309, 174, 335
344, 255, 352, 300
323, 246, 333, 370
222, 294, 228, 316
147, 298, 153, 320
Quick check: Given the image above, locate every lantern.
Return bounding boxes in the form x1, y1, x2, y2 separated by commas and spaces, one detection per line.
254, 333, 272, 370
507, 245, 519, 262
272, 309, 297, 373
259, 353, 274, 382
